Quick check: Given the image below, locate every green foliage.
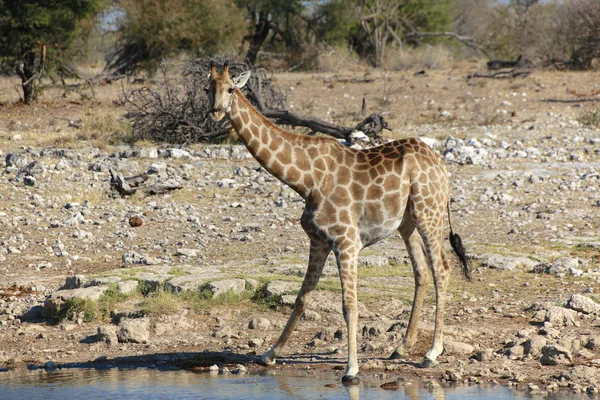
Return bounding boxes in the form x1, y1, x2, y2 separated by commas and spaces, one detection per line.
0, 0, 104, 55
56, 284, 134, 322
0, 0, 105, 102
115, 0, 247, 71
579, 109, 600, 129
314, 0, 456, 65
58, 297, 98, 322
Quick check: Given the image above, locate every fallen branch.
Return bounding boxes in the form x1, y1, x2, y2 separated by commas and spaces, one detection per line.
405, 29, 482, 54
467, 70, 531, 79
246, 76, 388, 144
109, 169, 179, 196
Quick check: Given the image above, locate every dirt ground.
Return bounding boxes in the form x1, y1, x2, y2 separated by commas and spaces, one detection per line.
0, 63, 599, 396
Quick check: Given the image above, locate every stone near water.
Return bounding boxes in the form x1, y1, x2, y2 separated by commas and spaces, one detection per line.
523, 336, 547, 357
96, 326, 118, 345
43, 286, 109, 318
117, 318, 151, 344
540, 345, 573, 366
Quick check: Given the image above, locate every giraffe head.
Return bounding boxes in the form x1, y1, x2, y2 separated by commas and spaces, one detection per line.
205, 62, 251, 121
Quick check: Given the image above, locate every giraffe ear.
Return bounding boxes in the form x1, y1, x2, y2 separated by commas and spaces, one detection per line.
232, 71, 251, 88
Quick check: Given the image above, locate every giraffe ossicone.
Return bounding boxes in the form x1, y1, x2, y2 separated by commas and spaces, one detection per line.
205, 64, 471, 384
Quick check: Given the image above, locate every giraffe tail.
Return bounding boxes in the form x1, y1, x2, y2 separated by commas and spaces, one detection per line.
447, 201, 472, 281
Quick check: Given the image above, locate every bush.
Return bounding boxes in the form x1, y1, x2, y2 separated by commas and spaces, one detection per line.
122, 57, 286, 144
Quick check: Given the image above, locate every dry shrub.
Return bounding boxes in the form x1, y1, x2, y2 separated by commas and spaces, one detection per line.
122, 57, 286, 144
314, 46, 363, 72
384, 44, 454, 70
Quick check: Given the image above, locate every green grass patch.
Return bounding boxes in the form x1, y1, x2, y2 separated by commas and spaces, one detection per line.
168, 266, 189, 277
183, 288, 254, 312
140, 289, 182, 316
57, 297, 99, 322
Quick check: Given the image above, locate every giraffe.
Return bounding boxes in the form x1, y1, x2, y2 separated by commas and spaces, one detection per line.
205, 63, 471, 384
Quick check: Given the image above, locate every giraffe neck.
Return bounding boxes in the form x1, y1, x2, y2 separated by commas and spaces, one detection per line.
226, 89, 334, 198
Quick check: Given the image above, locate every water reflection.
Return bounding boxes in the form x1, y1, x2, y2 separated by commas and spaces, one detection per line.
0, 367, 552, 400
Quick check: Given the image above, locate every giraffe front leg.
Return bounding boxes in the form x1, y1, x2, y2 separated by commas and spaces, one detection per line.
334, 243, 360, 385
261, 238, 330, 366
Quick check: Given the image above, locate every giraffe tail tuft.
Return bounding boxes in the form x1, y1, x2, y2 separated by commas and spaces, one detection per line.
450, 232, 471, 281
447, 200, 471, 281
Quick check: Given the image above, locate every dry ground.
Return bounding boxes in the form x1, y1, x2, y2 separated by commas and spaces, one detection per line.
0, 63, 599, 396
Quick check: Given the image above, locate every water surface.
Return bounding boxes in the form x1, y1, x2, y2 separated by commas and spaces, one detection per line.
0, 367, 561, 400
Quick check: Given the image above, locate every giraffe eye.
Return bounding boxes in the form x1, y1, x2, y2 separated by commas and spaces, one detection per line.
228, 87, 234, 94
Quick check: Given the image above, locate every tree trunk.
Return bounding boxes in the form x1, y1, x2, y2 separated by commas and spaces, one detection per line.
245, 13, 272, 65
15, 46, 45, 104
16, 51, 36, 104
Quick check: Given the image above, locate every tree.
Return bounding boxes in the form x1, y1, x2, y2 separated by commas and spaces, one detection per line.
0, 0, 105, 103
234, 0, 309, 65
103, 0, 247, 78
315, 0, 456, 66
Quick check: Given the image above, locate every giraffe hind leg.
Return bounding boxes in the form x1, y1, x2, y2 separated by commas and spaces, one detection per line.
390, 216, 430, 360
416, 217, 450, 368
261, 237, 330, 366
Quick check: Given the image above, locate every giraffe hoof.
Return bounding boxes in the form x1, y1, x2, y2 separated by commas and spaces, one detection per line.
341, 375, 360, 385
260, 354, 276, 366
418, 357, 437, 369
389, 350, 408, 360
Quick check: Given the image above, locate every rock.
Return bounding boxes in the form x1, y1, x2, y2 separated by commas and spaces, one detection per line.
5, 153, 29, 168
248, 338, 264, 347
245, 279, 259, 291
248, 317, 271, 330
165, 274, 214, 293
129, 216, 144, 227
43, 286, 109, 318
23, 176, 36, 186
545, 306, 579, 327
482, 254, 536, 270
444, 340, 475, 355
96, 326, 118, 345
212, 325, 233, 338
566, 294, 600, 315
523, 336, 547, 356
90, 276, 122, 287
262, 281, 297, 298
206, 279, 246, 297
44, 361, 58, 371
166, 148, 191, 159
175, 248, 198, 258
301, 309, 322, 322
540, 345, 573, 366
584, 336, 600, 352
358, 256, 389, 268
117, 318, 151, 343
548, 257, 579, 275
117, 280, 139, 294
122, 250, 161, 265
562, 366, 600, 383
473, 348, 495, 362
18, 305, 43, 322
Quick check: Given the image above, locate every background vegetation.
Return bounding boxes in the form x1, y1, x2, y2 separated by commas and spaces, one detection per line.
0, 0, 599, 103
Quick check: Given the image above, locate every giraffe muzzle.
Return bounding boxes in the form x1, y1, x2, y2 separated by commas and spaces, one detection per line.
209, 107, 225, 121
